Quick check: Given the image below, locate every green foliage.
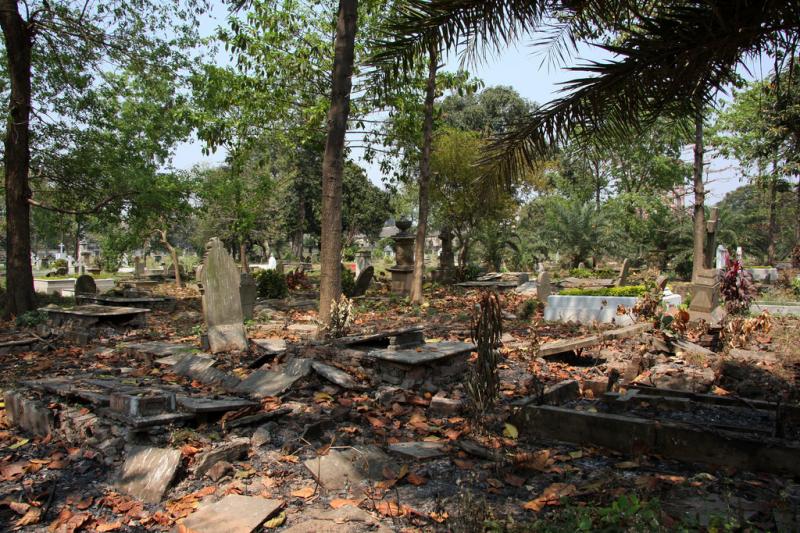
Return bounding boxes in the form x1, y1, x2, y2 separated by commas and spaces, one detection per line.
537, 197, 610, 267
254, 269, 288, 299
517, 298, 539, 320
523, 494, 664, 533
559, 286, 647, 297
341, 266, 356, 297
792, 277, 800, 297
15, 310, 48, 328
52, 259, 68, 270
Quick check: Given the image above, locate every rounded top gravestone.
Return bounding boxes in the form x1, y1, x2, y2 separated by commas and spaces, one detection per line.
75, 274, 97, 295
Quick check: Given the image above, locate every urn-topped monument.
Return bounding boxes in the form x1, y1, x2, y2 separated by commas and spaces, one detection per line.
387, 218, 415, 295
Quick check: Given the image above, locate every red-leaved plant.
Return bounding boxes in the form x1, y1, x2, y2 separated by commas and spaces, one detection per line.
719, 257, 757, 315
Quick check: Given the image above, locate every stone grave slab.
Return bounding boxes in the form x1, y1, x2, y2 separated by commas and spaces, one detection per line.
101, 409, 195, 429
311, 361, 359, 389
304, 445, 395, 492
172, 353, 216, 375
177, 396, 258, 413
3, 391, 55, 437
110, 389, 176, 417
369, 341, 475, 386
250, 338, 286, 353
193, 437, 250, 476
234, 358, 311, 398
117, 446, 181, 503
41, 304, 149, 328
200, 238, 248, 353
388, 441, 446, 460
78, 294, 175, 310
350, 265, 374, 297
123, 341, 196, 365
176, 495, 283, 533
280, 505, 392, 533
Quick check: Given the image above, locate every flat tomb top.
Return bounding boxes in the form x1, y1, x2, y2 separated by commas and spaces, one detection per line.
41, 304, 150, 317
80, 295, 169, 304
369, 341, 475, 365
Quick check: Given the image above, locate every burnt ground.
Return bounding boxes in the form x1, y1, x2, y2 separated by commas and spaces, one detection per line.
0, 284, 798, 532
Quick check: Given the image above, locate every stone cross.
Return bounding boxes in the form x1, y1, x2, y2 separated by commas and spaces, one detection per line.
200, 238, 248, 353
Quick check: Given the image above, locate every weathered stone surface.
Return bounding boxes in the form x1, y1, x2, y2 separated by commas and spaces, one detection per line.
250, 338, 286, 354
286, 323, 319, 340
280, 505, 392, 533
193, 437, 250, 477
429, 391, 463, 416
74, 274, 98, 294
537, 272, 552, 301
177, 396, 257, 413
634, 363, 715, 393
370, 341, 474, 365
206, 460, 233, 482
311, 361, 359, 389
200, 238, 248, 353
239, 272, 257, 321
539, 335, 601, 357
172, 353, 216, 376
251, 424, 273, 447
117, 446, 181, 503
41, 304, 149, 327
615, 258, 630, 287
304, 445, 395, 492
3, 391, 55, 437
176, 495, 283, 533
544, 295, 637, 325
110, 390, 176, 417
123, 341, 195, 365
541, 379, 580, 405
728, 348, 778, 363
350, 265, 374, 297
234, 358, 311, 398
388, 441, 446, 460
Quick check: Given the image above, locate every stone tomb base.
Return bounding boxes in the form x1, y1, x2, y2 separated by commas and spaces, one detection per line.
369, 341, 475, 386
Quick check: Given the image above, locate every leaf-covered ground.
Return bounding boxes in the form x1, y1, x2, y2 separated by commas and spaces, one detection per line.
0, 284, 798, 532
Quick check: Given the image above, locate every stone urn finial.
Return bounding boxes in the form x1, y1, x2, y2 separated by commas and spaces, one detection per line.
396, 217, 412, 234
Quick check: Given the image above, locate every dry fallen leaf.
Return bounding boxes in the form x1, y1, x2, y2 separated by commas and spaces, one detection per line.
522, 483, 577, 512
16, 506, 42, 526
330, 498, 363, 509
95, 520, 123, 532
290, 486, 315, 499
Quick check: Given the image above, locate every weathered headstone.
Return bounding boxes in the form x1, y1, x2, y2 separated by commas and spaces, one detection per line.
690, 208, 724, 323
715, 244, 729, 270
536, 271, 551, 302
577, 262, 585, 270
350, 265, 374, 297
354, 249, 372, 277
133, 256, 144, 279
117, 446, 181, 503
200, 238, 248, 353
615, 259, 630, 287
74, 274, 97, 295
239, 272, 257, 321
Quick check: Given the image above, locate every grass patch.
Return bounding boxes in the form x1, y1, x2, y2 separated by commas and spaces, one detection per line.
559, 285, 646, 297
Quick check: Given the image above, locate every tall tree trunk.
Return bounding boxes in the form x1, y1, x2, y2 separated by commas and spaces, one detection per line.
240, 241, 249, 273
410, 45, 438, 304
796, 176, 800, 247
318, 0, 357, 326
1, 2, 35, 317
691, 105, 705, 282
767, 160, 778, 266
292, 195, 305, 259
157, 228, 182, 288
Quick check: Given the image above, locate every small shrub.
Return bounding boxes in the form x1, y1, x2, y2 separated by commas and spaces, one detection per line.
341, 265, 355, 296
719, 257, 756, 315
52, 258, 68, 270
286, 268, 311, 291
16, 310, 47, 328
517, 298, 539, 320
793, 245, 800, 268
792, 276, 800, 297
559, 285, 646, 297
458, 263, 482, 282
465, 292, 503, 424
324, 295, 353, 338
254, 269, 288, 299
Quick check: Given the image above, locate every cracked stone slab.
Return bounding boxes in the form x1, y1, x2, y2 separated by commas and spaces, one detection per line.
388, 441, 446, 460
122, 341, 195, 364
193, 437, 250, 477
234, 358, 311, 398
177, 396, 258, 413
175, 495, 283, 533
311, 361, 359, 389
117, 446, 181, 503
281, 505, 392, 533
172, 354, 216, 375
368, 341, 475, 366
303, 445, 396, 493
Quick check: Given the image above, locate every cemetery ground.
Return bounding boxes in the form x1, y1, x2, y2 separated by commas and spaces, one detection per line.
0, 279, 799, 532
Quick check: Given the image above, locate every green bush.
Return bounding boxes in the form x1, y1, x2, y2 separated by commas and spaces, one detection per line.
16, 310, 48, 328
254, 269, 288, 299
568, 267, 617, 279
341, 265, 355, 296
517, 298, 539, 320
52, 258, 68, 269
792, 277, 800, 297
559, 285, 647, 297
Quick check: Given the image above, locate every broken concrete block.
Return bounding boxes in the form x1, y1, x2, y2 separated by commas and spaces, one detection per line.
3, 390, 55, 437
176, 494, 283, 533
251, 424, 274, 447
117, 446, 181, 503
311, 361, 359, 389
303, 445, 395, 493
206, 460, 233, 482
388, 441, 446, 460
429, 391, 463, 416
110, 390, 176, 417
234, 358, 311, 398
541, 379, 580, 405
193, 437, 250, 477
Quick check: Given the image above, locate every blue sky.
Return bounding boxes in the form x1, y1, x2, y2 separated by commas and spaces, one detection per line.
173, 4, 755, 204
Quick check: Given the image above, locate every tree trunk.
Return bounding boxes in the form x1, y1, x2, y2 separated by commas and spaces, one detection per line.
691, 105, 705, 282
1, 2, 35, 317
292, 195, 305, 259
318, 0, 357, 326
767, 160, 778, 266
240, 241, 249, 273
796, 176, 800, 247
410, 45, 438, 304
158, 229, 182, 288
